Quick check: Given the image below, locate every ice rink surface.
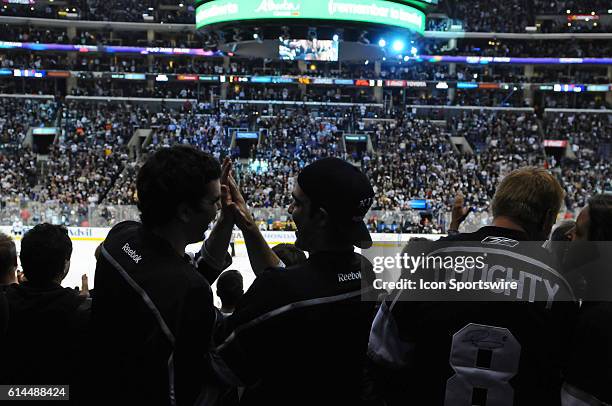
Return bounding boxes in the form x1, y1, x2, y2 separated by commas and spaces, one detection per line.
4, 227, 438, 308
9, 236, 264, 309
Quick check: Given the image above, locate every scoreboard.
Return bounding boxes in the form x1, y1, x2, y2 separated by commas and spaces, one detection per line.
195, 0, 427, 34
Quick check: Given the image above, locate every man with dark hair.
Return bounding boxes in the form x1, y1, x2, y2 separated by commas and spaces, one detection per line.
271, 243, 307, 267
369, 168, 578, 405
0, 232, 18, 289
216, 270, 243, 317
1, 224, 90, 394
569, 194, 612, 242
91, 145, 235, 406
213, 157, 379, 405
562, 193, 612, 405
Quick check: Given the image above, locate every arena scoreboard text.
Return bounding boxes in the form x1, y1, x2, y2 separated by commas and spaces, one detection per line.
196, 0, 427, 34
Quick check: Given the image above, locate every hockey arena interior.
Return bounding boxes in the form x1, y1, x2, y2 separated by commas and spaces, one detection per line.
0, 0, 612, 405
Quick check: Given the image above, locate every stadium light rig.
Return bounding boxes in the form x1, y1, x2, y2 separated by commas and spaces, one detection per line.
392, 40, 405, 52
253, 28, 263, 43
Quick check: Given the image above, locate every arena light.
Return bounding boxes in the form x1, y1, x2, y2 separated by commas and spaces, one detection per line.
378, 39, 386, 47
392, 40, 404, 52
253, 28, 263, 43
333, 34, 339, 42
410, 46, 418, 56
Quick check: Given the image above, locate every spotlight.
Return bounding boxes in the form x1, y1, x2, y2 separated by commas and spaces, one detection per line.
410, 46, 418, 56
378, 38, 386, 47
332, 29, 343, 42
253, 28, 263, 43
392, 40, 404, 52
403, 55, 409, 62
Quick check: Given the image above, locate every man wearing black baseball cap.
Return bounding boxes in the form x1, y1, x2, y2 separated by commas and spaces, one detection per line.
213, 157, 378, 405
293, 157, 375, 250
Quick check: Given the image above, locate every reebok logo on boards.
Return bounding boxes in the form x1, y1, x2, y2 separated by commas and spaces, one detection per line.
122, 243, 142, 264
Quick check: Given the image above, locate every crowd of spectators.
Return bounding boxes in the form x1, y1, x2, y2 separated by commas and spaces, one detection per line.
533, 0, 612, 14
0, 0, 194, 24
545, 112, 612, 211
0, 0, 611, 34
33, 102, 140, 211
0, 95, 610, 232
0, 97, 58, 209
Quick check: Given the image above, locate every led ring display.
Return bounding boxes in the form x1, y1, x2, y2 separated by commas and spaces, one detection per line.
196, 0, 426, 34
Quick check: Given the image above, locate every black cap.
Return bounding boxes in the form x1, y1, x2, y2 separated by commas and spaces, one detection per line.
297, 158, 375, 248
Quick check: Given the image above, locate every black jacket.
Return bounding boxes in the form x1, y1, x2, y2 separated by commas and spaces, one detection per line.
1, 282, 90, 395
368, 226, 578, 406
90, 221, 230, 406
214, 250, 379, 406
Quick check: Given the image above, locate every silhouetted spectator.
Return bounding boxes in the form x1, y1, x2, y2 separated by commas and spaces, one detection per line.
1, 224, 90, 402
0, 232, 17, 289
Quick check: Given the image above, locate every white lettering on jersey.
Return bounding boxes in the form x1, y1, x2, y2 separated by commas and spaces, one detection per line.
122, 243, 142, 264
337, 272, 362, 282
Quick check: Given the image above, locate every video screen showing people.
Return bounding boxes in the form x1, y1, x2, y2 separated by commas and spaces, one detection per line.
279, 39, 339, 61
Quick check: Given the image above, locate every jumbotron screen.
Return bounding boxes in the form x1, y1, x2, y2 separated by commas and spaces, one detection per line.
196, 0, 426, 34
279, 39, 339, 61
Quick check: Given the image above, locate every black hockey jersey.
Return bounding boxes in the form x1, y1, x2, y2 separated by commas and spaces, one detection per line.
368, 226, 578, 406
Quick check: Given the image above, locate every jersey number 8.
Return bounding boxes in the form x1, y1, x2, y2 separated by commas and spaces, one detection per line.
445, 323, 521, 406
